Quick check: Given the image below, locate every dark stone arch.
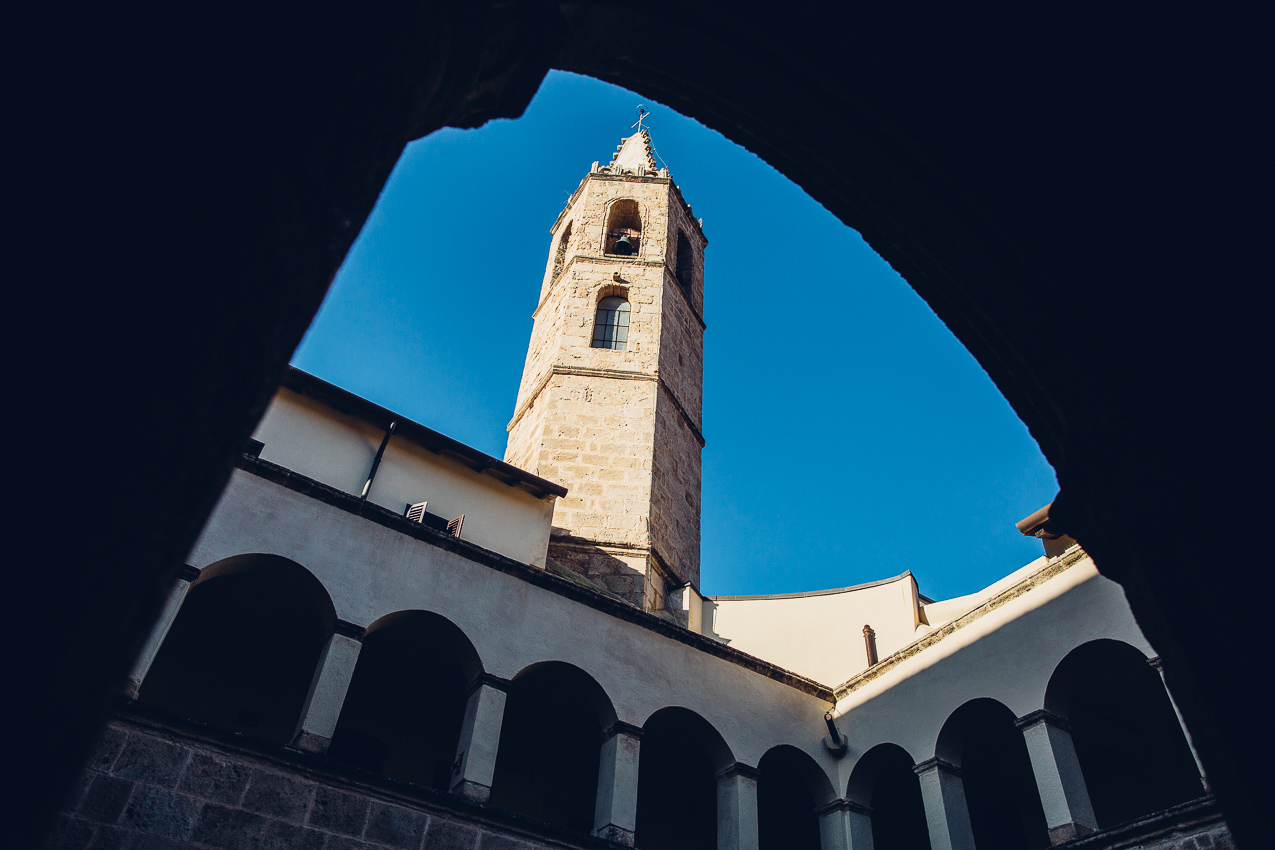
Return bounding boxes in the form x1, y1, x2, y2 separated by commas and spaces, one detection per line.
1045, 639, 1202, 827
847, 743, 932, 850
636, 706, 735, 850
936, 698, 1048, 850
328, 609, 482, 789
138, 554, 336, 744
604, 198, 642, 255
489, 661, 618, 832
757, 744, 835, 850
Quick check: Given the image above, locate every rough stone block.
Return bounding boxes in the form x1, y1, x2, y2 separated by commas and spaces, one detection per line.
121, 835, 188, 850
111, 736, 189, 788
308, 786, 370, 837
40, 813, 94, 850
87, 726, 129, 774
326, 837, 375, 850
179, 751, 252, 806
87, 825, 127, 850
79, 775, 134, 823
259, 819, 328, 850
189, 803, 267, 849
364, 801, 429, 849
59, 772, 93, 814
240, 769, 315, 824
422, 819, 480, 850
479, 834, 537, 850
119, 786, 200, 839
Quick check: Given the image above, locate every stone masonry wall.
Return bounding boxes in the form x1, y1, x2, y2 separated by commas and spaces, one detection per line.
46, 714, 620, 850
650, 386, 702, 588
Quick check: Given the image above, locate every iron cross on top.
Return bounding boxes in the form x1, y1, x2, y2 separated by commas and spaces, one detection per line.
632, 105, 650, 132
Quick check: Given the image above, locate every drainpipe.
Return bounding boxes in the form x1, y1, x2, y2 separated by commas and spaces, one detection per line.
360, 421, 396, 500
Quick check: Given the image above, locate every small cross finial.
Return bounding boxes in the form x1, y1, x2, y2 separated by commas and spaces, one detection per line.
632, 105, 650, 132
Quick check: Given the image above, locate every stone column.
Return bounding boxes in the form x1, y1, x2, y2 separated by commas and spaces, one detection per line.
594, 722, 642, 845
815, 799, 874, 850
125, 565, 200, 699
290, 620, 364, 753
1148, 656, 1210, 792
449, 675, 511, 803
716, 763, 760, 850
914, 758, 975, 850
1016, 711, 1097, 844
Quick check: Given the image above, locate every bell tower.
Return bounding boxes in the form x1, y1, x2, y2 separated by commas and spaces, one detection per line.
505, 130, 707, 612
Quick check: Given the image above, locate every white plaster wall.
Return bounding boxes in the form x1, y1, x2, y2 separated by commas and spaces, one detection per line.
705, 574, 921, 686
830, 557, 1153, 795
252, 389, 555, 567
191, 471, 839, 777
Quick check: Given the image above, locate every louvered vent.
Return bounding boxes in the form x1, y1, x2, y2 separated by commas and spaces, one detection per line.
404, 501, 429, 523
446, 515, 465, 538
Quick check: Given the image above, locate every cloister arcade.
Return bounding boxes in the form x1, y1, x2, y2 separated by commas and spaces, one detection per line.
132, 547, 1207, 849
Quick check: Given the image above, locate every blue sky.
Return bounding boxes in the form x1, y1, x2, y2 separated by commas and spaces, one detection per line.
293, 71, 1058, 601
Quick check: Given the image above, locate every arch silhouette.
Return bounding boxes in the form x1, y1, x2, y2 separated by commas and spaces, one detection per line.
847, 743, 932, 850
636, 706, 736, 850
329, 609, 482, 788
1045, 639, 1202, 827
139, 554, 335, 744
758, 744, 835, 850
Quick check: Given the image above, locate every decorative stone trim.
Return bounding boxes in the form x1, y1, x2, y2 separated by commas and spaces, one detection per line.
602, 721, 643, 741
1147, 655, 1164, 671
1014, 709, 1071, 732
815, 798, 873, 817
714, 762, 761, 782
332, 619, 365, 641
465, 673, 512, 697
912, 757, 961, 777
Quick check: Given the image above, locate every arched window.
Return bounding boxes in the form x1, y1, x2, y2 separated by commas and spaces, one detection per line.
675, 231, 694, 295
605, 199, 641, 255
489, 662, 617, 831
138, 555, 335, 745
757, 745, 834, 850
328, 610, 481, 789
847, 744, 932, 850
592, 295, 630, 350
936, 698, 1049, 850
552, 222, 572, 281
636, 707, 734, 850
1045, 640, 1202, 827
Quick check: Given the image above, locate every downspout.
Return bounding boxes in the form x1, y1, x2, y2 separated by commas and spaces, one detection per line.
360, 421, 396, 500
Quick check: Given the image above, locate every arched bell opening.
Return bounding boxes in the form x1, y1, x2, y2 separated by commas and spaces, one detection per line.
137, 554, 336, 744
846, 743, 932, 850
675, 230, 695, 297
757, 744, 834, 850
936, 698, 1049, 850
328, 610, 481, 789
489, 661, 618, 832
604, 199, 641, 256
635, 706, 734, 850
1045, 639, 1202, 827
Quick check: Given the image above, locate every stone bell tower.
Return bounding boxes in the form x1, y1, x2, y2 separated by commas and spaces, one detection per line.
505, 130, 707, 612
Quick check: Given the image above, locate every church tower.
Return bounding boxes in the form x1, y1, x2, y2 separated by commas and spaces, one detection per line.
505, 130, 707, 612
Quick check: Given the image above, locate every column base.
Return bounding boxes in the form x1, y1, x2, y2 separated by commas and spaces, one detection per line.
1048, 822, 1095, 844
594, 824, 635, 846
450, 779, 492, 804
289, 730, 331, 754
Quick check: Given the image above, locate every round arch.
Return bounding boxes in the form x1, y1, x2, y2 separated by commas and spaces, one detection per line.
935, 698, 1048, 850
139, 554, 335, 744
846, 743, 932, 850
1044, 639, 1202, 827
330, 609, 483, 788
757, 744, 836, 850
636, 706, 736, 850
489, 660, 618, 832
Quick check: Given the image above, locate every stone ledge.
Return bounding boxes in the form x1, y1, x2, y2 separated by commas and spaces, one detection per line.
1054, 796, 1227, 850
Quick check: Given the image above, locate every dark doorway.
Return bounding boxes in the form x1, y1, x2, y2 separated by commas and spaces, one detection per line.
329, 610, 479, 789
138, 555, 335, 744
635, 707, 732, 850
1046, 640, 1202, 827
848, 743, 932, 850
937, 699, 1048, 850
758, 745, 831, 850
489, 662, 616, 833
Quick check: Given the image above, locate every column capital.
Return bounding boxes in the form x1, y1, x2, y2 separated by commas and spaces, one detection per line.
1147, 655, 1164, 672
913, 757, 961, 777
1015, 709, 1072, 732
715, 762, 761, 782
178, 564, 201, 582
465, 673, 512, 697
815, 798, 873, 817
332, 619, 365, 641
603, 720, 644, 741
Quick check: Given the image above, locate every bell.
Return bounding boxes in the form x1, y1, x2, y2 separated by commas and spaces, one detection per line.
612, 234, 635, 255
